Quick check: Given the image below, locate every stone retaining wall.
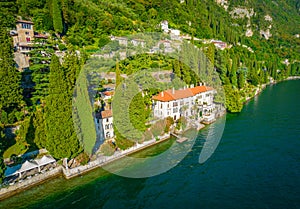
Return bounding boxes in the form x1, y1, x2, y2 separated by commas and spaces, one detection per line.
0, 166, 62, 200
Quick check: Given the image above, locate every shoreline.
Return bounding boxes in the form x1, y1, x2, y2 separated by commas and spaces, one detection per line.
1, 76, 298, 200
0, 111, 221, 200
244, 76, 300, 103
0, 167, 62, 201
63, 133, 174, 179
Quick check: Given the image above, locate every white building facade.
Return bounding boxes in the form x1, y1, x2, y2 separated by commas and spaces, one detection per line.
101, 110, 114, 139
152, 85, 215, 121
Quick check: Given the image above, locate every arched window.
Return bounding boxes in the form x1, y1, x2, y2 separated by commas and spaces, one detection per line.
106, 132, 110, 138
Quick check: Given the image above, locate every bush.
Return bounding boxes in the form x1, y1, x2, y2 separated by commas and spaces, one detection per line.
164, 116, 174, 133
100, 142, 115, 156
143, 130, 153, 141
76, 153, 90, 165
176, 117, 187, 131
8, 111, 16, 124
15, 111, 25, 121
0, 110, 8, 124
58, 43, 67, 51
151, 120, 165, 137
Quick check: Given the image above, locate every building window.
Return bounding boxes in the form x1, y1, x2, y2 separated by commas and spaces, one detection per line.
22, 23, 31, 29
25, 32, 29, 35
161, 104, 162, 109
106, 132, 110, 138
106, 118, 109, 122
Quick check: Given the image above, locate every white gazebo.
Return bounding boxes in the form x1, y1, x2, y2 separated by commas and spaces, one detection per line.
17, 160, 39, 177
35, 155, 56, 172
4, 155, 56, 179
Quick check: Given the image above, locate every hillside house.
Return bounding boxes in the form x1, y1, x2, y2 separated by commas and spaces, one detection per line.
160, 20, 169, 33
12, 20, 34, 49
131, 39, 145, 47
211, 40, 227, 50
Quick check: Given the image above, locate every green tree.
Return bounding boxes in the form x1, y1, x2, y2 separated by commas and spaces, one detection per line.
52, 0, 63, 34
230, 57, 238, 87
29, 38, 54, 104
115, 60, 122, 87
45, 55, 82, 159
129, 92, 146, 132
224, 85, 243, 113
62, 50, 80, 96
238, 72, 245, 89
33, 107, 47, 148
0, 26, 23, 116
0, 125, 6, 183
173, 60, 181, 78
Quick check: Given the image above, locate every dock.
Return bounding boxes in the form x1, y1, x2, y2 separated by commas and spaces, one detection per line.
176, 137, 188, 143
171, 133, 188, 143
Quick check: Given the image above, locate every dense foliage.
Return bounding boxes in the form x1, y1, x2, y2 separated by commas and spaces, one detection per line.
45, 54, 82, 159
0, 25, 23, 124
0, 0, 299, 182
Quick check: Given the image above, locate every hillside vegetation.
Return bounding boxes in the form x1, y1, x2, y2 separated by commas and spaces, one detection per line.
0, 0, 299, 182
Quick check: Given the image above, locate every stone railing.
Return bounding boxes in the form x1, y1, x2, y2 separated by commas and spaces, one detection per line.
63, 134, 170, 179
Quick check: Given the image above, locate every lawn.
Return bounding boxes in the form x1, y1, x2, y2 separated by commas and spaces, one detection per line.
3, 141, 29, 159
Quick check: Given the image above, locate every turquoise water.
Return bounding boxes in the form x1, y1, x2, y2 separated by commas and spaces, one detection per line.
1, 80, 300, 209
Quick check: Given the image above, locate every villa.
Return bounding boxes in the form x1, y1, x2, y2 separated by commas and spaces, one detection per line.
152, 85, 216, 122
100, 109, 114, 139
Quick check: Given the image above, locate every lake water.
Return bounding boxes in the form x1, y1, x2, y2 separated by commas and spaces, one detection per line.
1, 80, 300, 209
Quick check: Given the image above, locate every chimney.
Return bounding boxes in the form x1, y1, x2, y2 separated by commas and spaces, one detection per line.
172, 87, 175, 94
161, 91, 164, 97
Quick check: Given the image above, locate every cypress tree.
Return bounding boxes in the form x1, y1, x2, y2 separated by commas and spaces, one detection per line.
129, 92, 146, 132
238, 72, 245, 89
29, 38, 53, 104
173, 60, 181, 79
33, 107, 47, 148
230, 57, 238, 87
115, 60, 121, 87
0, 26, 23, 114
0, 125, 6, 183
52, 0, 63, 34
45, 55, 82, 159
62, 51, 80, 96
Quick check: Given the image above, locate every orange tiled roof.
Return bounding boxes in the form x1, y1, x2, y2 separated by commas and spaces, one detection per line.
189, 86, 212, 95
152, 86, 213, 102
104, 91, 114, 96
101, 110, 112, 118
